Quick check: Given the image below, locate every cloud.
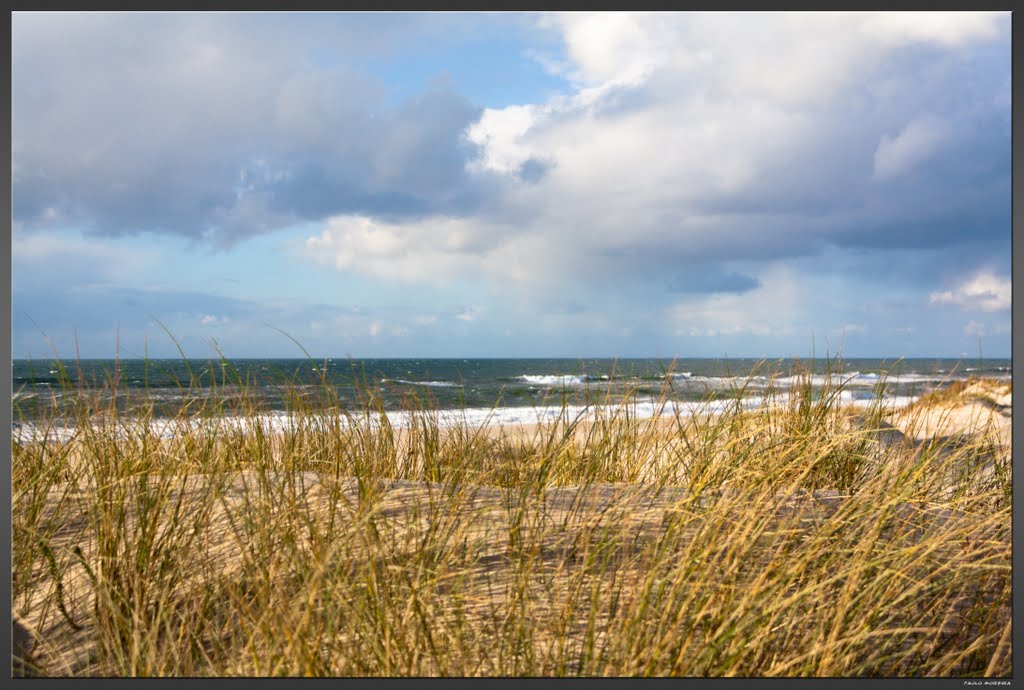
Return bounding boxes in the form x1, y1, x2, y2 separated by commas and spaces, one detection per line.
862, 12, 1003, 47
303, 214, 504, 285
13, 282, 256, 357
12, 274, 401, 358
517, 158, 553, 184
667, 270, 760, 295
13, 230, 149, 270
466, 104, 539, 175
301, 12, 1009, 302
963, 320, 985, 337
454, 307, 483, 322
553, 12, 661, 85
668, 265, 802, 338
13, 12, 1011, 356
873, 115, 950, 180
929, 270, 1010, 312
13, 14, 500, 244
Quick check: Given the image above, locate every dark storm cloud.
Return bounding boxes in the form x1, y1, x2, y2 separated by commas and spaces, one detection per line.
12, 14, 501, 245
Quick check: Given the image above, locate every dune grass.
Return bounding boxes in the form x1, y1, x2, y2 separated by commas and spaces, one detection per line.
904, 376, 1011, 414
10, 355, 1011, 677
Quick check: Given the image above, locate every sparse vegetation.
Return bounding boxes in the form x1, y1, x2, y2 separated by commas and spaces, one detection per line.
11, 353, 1011, 677
905, 376, 1012, 413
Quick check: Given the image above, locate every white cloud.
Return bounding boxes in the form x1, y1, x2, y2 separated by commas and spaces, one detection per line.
552, 12, 663, 85
930, 270, 1011, 312
304, 214, 501, 286
460, 12, 1007, 289
861, 11, 1004, 47
298, 12, 1009, 330
13, 230, 155, 292
466, 105, 539, 175
455, 307, 483, 322
963, 320, 985, 337
196, 314, 232, 329
304, 212, 602, 296
669, 265, 802, 338
367, 322, 381, 337
830, 323, 869, 336
14, 231, 140, 263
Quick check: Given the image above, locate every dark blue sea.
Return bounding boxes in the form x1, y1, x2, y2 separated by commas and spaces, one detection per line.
12, 357, 1010, 424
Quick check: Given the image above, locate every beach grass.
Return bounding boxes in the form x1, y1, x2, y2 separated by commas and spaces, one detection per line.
10, 354, 1011, 677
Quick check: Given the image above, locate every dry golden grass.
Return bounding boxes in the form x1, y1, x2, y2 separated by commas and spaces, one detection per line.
11, 362, 1011, 677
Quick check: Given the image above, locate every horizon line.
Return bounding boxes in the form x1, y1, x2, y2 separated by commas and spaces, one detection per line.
11, 354, 1010, 362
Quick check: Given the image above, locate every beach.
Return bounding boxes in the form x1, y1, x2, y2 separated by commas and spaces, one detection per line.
13, 7, 1012, 679
11, 375, 1012, 677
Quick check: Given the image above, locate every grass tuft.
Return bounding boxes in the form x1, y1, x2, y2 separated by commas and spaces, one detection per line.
11, 352, 1011, 677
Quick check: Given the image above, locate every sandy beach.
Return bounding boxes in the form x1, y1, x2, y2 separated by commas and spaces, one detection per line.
13, 7, 1012, 678
12, 378, 1012, 677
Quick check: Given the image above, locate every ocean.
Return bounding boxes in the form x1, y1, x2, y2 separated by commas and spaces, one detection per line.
12, 357, 1011, 431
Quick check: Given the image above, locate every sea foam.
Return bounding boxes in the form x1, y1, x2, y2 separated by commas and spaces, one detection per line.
519, 374, 589, 386
13, 391, 920, 445
391, 379, 460, 388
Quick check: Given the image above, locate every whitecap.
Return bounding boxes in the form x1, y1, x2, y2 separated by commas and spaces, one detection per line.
12, 390, 924, 445
518, 374, 587, 386
393, 379, 459, 388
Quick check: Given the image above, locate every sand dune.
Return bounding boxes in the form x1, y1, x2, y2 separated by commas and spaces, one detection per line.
12, 381, 1011, 677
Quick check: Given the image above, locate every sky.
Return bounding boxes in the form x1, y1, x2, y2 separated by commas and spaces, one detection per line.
11, 11, 1012, 360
